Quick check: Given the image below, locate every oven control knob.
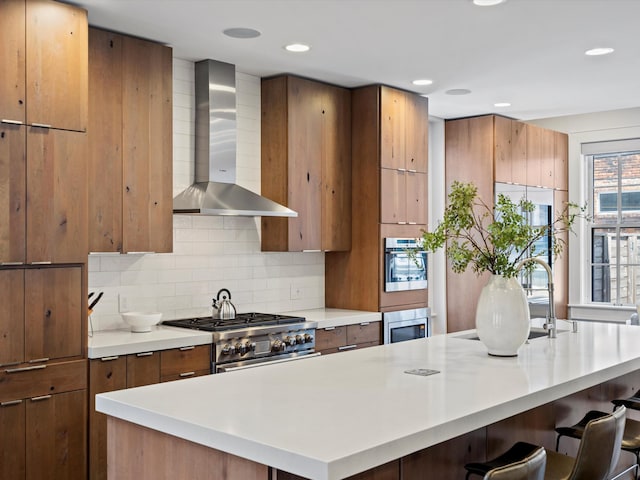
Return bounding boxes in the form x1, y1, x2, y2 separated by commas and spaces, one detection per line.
246, 342, 255, 352
221, 344, 234, 355
285, 336, 296, 347
304, 333, 313, 343
235, 342, 246, 355
295, 335, 304, 344
272, 340, 285, 352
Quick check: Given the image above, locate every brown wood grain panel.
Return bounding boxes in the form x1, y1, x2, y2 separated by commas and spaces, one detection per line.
321, 83, 352, 251
126, 352, 160, 388
0, 0, 26, 124
380, 168, 406, 224
540, 128, 555, 188
89, 357, 126, 480
160, 345, 211, 377
0, 269, 24, 366
108, 417, 269, 480
494, 115, 512, 183
554, 189, 569, 320
0, 398, 26, 479
380, 86, 405, 170
445, 116, 494, 332
25, 267, 82, 361
526, 123, 543, 187
346, 322, 381, 345
554, 131, 568, 190
26, 128, 88, 263
0, 124, 26, 263
406, 171, 427, 225
160, 369, 211, 383
88, 28, 123, 253
0, 359, 87, 403
26, 0, 87, 132
261, 76, 290, 251
511, 120, 527, 185
26, 389, 86, 480
315, 326, 347, 351
405, 92, 428, 174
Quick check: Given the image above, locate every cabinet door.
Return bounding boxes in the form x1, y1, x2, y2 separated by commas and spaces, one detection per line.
380, 87, 406, 170
26, 0, 87, 132
321, 84, 351, 251
126, 352, 160, 388
0, 398, 26, 479
406, 171, 427, 225
122, 36, 173, 254
26, 389, 87, 480
539, 128, 555, 188
315, 326, 347, 354
346, 322, 381, 345
26, 128, 88, 264
554, 131, 568, 190
88, 28, 123, 253
526, 123, 543, 187
511, 120, 527, 185
0, 269, 24, 366
0, 0, 26, 125
0, 124, 26, 264
380, 168, 406, 224
89, 357, 126, 480
287, 77, 323, 251
405, 92, 428, 174
494, 115, 512, 184
160, 345, 211, 382
25, 267, 82, 362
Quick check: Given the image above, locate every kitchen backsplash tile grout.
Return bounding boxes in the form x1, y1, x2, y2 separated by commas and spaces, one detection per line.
88, 58, 325, 331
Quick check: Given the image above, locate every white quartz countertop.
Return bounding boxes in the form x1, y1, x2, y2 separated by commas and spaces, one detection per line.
96, 320, 640, 480
281, 308, 381, 329
88, 326, 213, 359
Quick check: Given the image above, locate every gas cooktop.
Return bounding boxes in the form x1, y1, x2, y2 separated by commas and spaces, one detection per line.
162, 312, 306, 332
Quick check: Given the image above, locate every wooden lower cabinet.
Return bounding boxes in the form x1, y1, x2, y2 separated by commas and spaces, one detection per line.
274, 461, 400, 480
89, 345, 211, 479
316, 322, 381, 355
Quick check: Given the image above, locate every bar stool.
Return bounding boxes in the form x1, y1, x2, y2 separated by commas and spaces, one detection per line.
483, 446, 546, 480
613, 390, 640, 412
465, 406, 626, 480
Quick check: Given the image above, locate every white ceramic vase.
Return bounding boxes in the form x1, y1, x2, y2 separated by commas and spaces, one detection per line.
476, 274, 530, 356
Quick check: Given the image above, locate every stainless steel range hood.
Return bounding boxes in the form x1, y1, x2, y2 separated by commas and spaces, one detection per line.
173, 60, 297, 217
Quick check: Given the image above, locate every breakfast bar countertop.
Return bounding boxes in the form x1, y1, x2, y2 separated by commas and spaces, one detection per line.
96, 320, 640, 480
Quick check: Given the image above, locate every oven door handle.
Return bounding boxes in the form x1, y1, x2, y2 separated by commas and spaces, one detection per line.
220, 352, 321, 373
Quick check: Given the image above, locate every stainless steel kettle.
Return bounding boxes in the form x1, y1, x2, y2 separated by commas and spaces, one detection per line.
212, 288, 236, 319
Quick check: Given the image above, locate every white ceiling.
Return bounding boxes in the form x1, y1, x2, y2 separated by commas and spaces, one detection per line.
74, 0, 640, 120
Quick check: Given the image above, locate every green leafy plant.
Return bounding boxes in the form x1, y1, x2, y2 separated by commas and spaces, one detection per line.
417, 181, 588, 278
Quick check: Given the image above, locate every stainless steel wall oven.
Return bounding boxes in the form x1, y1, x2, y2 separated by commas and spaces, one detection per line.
384, 237, 427, 292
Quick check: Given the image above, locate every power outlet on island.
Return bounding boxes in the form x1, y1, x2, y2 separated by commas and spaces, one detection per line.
290, 284, 302, 300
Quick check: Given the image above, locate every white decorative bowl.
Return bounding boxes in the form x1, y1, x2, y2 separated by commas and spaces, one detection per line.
121, 311, 162, 333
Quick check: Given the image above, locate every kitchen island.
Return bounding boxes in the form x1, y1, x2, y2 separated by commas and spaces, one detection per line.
96, 320, 640, 479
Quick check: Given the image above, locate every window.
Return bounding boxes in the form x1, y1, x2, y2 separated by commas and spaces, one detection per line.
586, 139, 640, 305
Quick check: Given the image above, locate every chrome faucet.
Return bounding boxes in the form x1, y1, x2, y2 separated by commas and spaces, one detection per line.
515, 257, 557, 339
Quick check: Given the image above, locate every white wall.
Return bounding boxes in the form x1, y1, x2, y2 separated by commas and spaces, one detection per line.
88, 59, 325, 332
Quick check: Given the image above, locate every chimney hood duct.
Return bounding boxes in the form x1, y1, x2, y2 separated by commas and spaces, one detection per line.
173, 59, 297, 217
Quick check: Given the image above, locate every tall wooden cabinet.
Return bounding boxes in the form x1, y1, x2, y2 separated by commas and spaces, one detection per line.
88, 27, 173, 254
261, 75, 351, 252
325, 85, 429, 312
445, 114, 569, 332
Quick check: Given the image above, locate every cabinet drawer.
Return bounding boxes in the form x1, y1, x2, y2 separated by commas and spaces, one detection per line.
126, 352, 160, 388
346, 322, 381, 345
315, 326, 347, 351
0, 359, 87, 402
161, 369, 211, 383
160, 345, 211, 377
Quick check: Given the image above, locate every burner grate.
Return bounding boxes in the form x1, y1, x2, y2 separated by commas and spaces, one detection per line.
163, 313, 306, 332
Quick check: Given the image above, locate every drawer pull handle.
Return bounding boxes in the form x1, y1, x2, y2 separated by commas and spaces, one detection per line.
1, 119, 23, 125
1, 261, 23, 266
324, 327, 336, 331
179, 372, 195, 378
1, 399, 23, 407
179, 346, 195, 351
397, 222, 407, 225
100, 356, 119, 362
30, 395, 52, 402
407, 169, 417, 173
126, 251, 155, 255
30, 261, 52, 265
359, 322, 370, 326
397, 168, 406, 172
136, 352, 153, 357
338, 345, 357, 351
29, 357, 49, 364
31, 123, 51, 128
6, 365, 46, 373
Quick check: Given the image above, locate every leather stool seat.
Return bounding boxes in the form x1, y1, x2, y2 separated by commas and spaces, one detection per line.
465, 442, 542, 479
612, 392, 640, 412
483, 446, 546, 480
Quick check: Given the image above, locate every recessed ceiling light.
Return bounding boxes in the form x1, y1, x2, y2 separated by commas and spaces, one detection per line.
445, 88, 472, 96
473, 0, 507, 6
585, 47, 614, 56
284, 43, 311, 53
223, 27, 261, 39
494, 102, 511, 107
412, 79, 433, 86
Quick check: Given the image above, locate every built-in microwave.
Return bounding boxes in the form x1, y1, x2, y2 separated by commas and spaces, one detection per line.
383, 307, 431, 344
384, 237, 427, 292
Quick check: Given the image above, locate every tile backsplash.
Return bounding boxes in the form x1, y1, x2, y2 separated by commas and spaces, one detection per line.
88, 58, 325, 332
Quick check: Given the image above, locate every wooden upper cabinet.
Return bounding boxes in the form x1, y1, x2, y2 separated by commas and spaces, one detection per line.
25, 267, 83, 362
0, 0, 87, 130
261, 75, 351, 252
26, 128, 88, 264
494, 116, 527, 185
0, 124, 26, 264
526, 123, 555, 188
405, 92, 429, 173
0, 269, 25, 366
554, 131, 569, 190
87, 29, 173, 254
380, 87, 406, 170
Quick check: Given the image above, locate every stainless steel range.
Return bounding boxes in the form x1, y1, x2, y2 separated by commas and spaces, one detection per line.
163, 313, 318, 373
